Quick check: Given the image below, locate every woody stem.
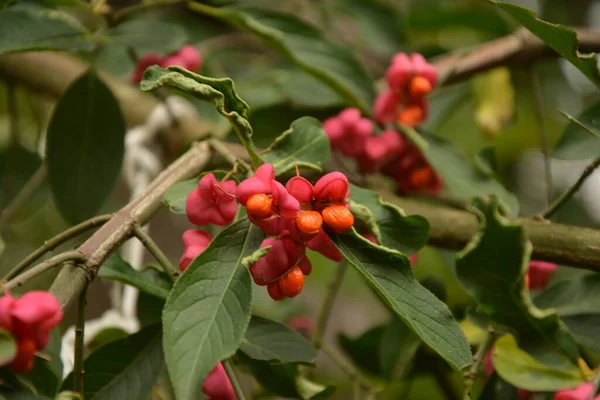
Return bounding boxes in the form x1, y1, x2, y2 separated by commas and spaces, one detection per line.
132, 224, 179, 281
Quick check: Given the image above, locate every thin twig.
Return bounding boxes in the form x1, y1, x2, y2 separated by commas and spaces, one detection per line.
312, 260, 348, 350
74, 285, 88, 395
132, 224, 179, 281
3, 251, 86, 291
222, 359, 246, 400
463, 330, 496, 400
321, 343, 379, 395
559, 109, 600, 140
3, 214, 112, 280
542, 157, 600, 219
530, 65, 553, 205
0, 165, 48, 227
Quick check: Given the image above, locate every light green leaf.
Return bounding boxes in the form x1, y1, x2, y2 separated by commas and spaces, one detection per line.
106, 19, 187, 54
332, 230, 472, 371
163, 219, 263, 400
187, 3, 375, 115
0, 329, 16, 366
98, 253, 172, 299
61, 325, 163, 400
490, 1, 600, 88
240, 316, 317, 365
0, 7, 94, 53
456, 197, 580, 365
553, 102, 600, 160
493, 334, 585, 391
46, 69, 125, 224
424, 136, 519, 216
262, 117, 331, 175
349, 184, 429, 255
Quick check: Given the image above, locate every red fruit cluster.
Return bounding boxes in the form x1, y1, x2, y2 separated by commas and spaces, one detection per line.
202, 363, 236, 400
0, 291, 63, 373
323, 108, 442, 195
132, 45, 203, 84
375, 52, 437, 127
237, 164, 354, 300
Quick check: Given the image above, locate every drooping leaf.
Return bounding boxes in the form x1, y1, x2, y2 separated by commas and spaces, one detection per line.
492, 334, 585, 392
338, 326, 385, 377
61, 325, 163, 400
163, 219, 262, 400
490, 1, 600, 88
349, 184, 429, 255
187, 4, 375, 114
553, 102, 600, 160
240, 316, 317, 365
0, 6, 95, 53
0, 329, 16, 366
98, 253, 172, 299
262, 117, 331, 175
332, 230, 472, 371
455, 197, 580, 366
424, 136, 519, 216
46, 69, 125, 224
141, 66, 261, 166
162, 170, 231, 214
106, 19, 187, 54
379, 316, 421, 379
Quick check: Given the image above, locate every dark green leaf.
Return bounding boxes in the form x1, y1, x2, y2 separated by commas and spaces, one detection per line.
553, 102, 600, 160
162, 170, 232, 214
240, 316, 317, 364
46, 69, 125, 224
0, 7, 94, 53
379, 316, 420, 379
262, 117, 331, 175
61, 325, 163, 400
492, 334, 584, 391
137, 292, 164, 329
0, 329, 16, 366
163, 219, 263, 400
338, 326, 385, 376
456, 197, 580, 366
424, 136, 519, 216
478, 372, 524, 400
349, 184, 429, 255
188, 4, 375, 114
107, 19, 187, 54
490, 1, 600, 88
45, 329, 63, 381
24, 358, 59, 398
0, 146, 42, 209
87, 328, 129, 353
98, 253, 172, 299
332, 230, 472, 371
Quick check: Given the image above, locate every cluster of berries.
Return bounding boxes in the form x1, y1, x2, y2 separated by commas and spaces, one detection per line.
0, 291, 62, 373
131, 45, 203, 84
323, 52, 442, 195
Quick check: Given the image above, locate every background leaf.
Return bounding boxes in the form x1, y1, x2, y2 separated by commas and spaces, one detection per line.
163, 219, 262, 400
552, 102, 600, 160
46, 69, 125, 224
61, 325, 163, 400
106, 19, 187, 55
332, 230, 472, 371
379, 316, 421, 379
338, 326, 385, 377
188, 4, 375, 114
262, 117, 330, 175
0, 329, 16, 366
240, 316, 317, 365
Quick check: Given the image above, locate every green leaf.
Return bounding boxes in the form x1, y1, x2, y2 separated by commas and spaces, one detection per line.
240, 316, 317, 365
338, 326, 385, 376
163, 219, 263, 400
553, 102, 600, 160
379, 316, 421, 379
490, 1, 600, 88
455, 197, 580, 365
24, 358, 59, 398
349, 184, 429, 255
424, 136, 519, 216
55, 392, 82, 400
331, 230, 472, 371
0, 146, 42, 209
98, 253, 172, 299
107, 19, 187, 54
238, 353, 335, 399
141, 66, 261, 167
0, 329, 16, 366
188, 4, 375, 115
492, 334, 585, 392
61, 325, 163, 400
87, 328, 129, 353
0, 6, 94, 53
46, 69, 125, 224
262, 117, 331, 175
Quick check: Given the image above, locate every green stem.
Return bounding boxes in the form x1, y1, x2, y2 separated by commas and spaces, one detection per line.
529, 65, 553, 205
312, 260, 348, 350
463, 330, 496, 400
74, 285, 88, 395
4, 214, 111, 280
132, 224, 179, 281
559, 110, 600, 140
542, 157, 600, 219
4, 251, 86, 291
222, 359, 246, 400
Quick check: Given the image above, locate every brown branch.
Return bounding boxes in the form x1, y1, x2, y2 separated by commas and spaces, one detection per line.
434, 27, 600, 85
